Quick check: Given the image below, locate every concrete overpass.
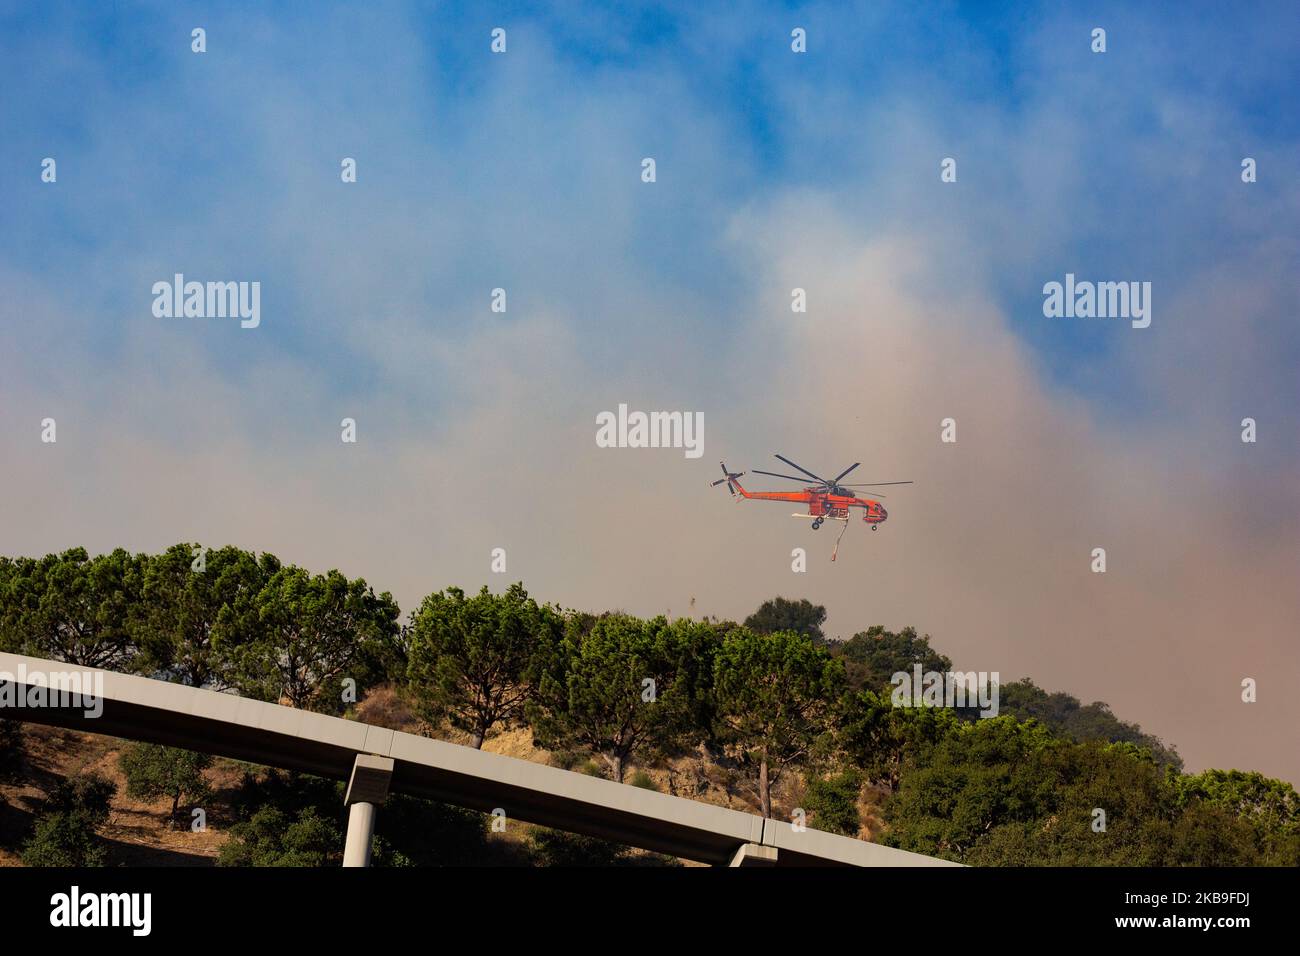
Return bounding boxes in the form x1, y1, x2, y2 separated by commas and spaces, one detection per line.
0, 652, 958, 867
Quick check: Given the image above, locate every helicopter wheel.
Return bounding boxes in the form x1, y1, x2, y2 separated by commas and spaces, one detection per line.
812, 518, 822, 529
871, 524, 878, 531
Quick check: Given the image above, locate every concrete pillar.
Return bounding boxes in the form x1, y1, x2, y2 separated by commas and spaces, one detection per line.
343, 801, 377, 867
342, 754, 395, 868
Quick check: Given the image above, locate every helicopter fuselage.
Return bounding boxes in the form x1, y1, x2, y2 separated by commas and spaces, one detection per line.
807, 491, 886, 523
725, 482, 887, 524
710, 456, 906, 540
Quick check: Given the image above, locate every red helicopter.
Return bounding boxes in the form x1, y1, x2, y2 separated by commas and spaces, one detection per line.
711, 454, 912, 559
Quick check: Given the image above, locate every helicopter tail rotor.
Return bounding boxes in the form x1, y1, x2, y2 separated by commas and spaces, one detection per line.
710, 462, 746, 496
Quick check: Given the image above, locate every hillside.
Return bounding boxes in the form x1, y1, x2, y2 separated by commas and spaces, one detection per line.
0, 723, 229, 866
2, 685, 879, 866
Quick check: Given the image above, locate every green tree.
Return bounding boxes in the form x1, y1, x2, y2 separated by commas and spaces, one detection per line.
803, 770, 864, 836
881, 716, 1057, 860
1174, 768, 1298, 827
838, 687, 959, 791
21, 772, 117, 867
744, 597, 827, 644
958, 742, 1261, 866
712, 628, 844, 818
135, 544, 277, 688
218, 806, 342, 866
997, 677, 1182, 772
118, 743, 213, 827
876, 719, 1242, 865
529, 614, 708, 783
834, 625, 952, 693
0, 556, 14, 651
1160, 800, 1260, 866
1173, 769, 1300, 864
0, 548, 144, 668
228, 566, 403, 712
406, 584, 562, 748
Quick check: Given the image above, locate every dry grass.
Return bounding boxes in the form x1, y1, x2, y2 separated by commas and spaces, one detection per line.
0, 723, 238, 865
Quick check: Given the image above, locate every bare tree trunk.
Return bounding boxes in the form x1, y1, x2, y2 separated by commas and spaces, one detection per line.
470, 730, 484, 749
759, 757, 771, 818
604, 752, 626, 783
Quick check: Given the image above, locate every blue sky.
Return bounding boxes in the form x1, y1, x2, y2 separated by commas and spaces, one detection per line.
4, 1, 1297, 422
2, 1, 1298, 781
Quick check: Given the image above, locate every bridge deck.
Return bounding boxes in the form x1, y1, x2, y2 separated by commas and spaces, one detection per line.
0, 652, 959, 867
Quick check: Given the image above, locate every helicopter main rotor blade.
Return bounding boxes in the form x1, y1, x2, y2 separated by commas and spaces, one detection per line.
841, 480, 914, 486
752, 469, 817, 483
774, 454, 828, 484
831, 462, 861, 484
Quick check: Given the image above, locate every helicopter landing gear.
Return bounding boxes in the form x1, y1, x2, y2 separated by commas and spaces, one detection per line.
871, 524, 878, 530
812, 517, 823, 529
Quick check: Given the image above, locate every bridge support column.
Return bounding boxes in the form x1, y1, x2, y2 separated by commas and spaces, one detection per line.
728, 842, 779, 867
343, 802, 377, 867
342, 754, 395, 868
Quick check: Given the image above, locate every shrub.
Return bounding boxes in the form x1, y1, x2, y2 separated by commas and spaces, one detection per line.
549, 748, 584, 771
219, 806, 341, 867
528, 827, 629, 866
46, 771, 116, 823
21, 771, 117, 867
803, 770, 864, 836
222, 767, 489, 867
22, 811, 108, 866
373, 793, 488, 866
